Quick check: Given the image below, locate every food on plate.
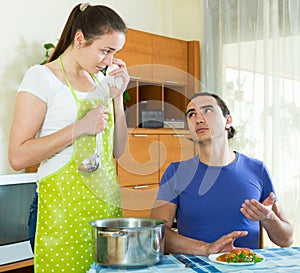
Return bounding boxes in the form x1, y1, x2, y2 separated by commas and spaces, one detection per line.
216, 248, 263, 264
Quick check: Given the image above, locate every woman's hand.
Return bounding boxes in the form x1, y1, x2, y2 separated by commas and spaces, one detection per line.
74, 104, 109, 137
205, 231, 248, 256
106, 58, 130, 98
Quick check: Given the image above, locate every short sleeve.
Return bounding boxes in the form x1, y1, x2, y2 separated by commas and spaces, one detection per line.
260, 162, 277, 202
17, 65, 51, 102
156, 163, 180, 205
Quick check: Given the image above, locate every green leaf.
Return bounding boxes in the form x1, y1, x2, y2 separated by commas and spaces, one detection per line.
44, 43, 55, 50
123, 90, 131, 101
41, 42, 55, 65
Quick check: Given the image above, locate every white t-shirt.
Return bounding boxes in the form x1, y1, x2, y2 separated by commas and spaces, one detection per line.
17, 65, 109, 180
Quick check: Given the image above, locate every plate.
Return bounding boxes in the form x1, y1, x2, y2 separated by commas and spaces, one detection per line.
208, 252, 265, 266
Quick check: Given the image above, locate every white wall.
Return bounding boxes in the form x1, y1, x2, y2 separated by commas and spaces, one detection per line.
0, 0, 203, 174
162, 0, 203, 41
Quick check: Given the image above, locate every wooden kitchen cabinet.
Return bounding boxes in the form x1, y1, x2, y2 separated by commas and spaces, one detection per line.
117, 28, 200, 129
116, 29, 153, 81
152, 35, 188, 83
125, 80, 189, 128
163, 83, 190, 121
117, 128, 195, 218
117, 28, 198, 85
117, 131, 159, 218
117, 133, 160, 187
116, 29, 200, 219
117, 128, 194, 187
120, 183, 159, 218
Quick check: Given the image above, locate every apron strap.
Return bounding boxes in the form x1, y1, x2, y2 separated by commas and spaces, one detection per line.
58, 55, 79, 105
58, 55, 110, 103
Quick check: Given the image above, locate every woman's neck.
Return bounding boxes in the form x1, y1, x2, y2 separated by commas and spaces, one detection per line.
58, 50, 83, 76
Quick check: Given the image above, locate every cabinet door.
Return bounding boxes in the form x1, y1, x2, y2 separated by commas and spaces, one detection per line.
187, 40, 201, 93
159, 134, 195, 179
117, 134, 159, 186
116, 29, 153, 81
120, 183, 158, 218
152, 35, 188, 84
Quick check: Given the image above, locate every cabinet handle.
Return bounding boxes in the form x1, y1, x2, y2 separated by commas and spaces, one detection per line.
130, 76, 141, 80
133, 134, 148, 137
133, 185, 149, 189
165, 80, 178, 84
173, 134, 185, 137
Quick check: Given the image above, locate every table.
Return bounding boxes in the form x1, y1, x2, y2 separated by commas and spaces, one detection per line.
87, 247, 300, 273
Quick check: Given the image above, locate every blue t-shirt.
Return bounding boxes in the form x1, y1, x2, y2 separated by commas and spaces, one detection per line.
156, 152, 276, 249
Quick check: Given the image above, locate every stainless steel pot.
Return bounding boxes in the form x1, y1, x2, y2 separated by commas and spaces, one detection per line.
90, 217, 165, 268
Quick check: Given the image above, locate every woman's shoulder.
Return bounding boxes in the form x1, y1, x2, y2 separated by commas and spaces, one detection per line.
18, 65, 60, 101
25, 64, 51, 75
21, 64, 57, 84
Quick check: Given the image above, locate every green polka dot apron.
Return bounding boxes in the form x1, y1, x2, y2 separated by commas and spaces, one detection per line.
34, 56, 122, 273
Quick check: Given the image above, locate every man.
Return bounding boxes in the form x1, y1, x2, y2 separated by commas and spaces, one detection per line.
151, 92, 293, 256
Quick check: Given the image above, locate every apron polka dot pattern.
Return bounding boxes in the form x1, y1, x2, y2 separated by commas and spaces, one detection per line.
34, 59, 122, 272
35, 162, 122, 272
74, 100, 121, 208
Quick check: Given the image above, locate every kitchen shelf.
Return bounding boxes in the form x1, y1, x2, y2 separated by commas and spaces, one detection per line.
125, 79, 189, 128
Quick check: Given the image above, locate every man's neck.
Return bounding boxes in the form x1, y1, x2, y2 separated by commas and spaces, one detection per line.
197, 141, 235, 166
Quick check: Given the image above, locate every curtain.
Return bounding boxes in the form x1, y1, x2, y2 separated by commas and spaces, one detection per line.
202, 0, 300, 247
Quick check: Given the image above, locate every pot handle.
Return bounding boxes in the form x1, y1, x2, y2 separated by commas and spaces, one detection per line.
97, 230, 127, 237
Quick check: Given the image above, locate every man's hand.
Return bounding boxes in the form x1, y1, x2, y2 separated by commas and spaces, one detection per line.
205, 231, 248, 256
240, 192, 276, 222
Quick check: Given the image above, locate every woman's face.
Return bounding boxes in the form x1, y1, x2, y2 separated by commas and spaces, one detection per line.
78, 31, 126, 74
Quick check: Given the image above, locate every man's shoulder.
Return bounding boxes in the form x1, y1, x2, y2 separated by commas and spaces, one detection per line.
236, 152, 265, 168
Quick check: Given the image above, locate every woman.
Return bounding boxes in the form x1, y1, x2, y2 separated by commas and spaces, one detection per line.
9, 3, 129, 272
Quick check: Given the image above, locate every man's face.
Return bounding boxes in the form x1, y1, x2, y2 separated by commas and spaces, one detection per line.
185, 95, 231, 143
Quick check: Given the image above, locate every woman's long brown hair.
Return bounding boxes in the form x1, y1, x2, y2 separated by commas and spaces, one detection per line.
48, 3, 127, 62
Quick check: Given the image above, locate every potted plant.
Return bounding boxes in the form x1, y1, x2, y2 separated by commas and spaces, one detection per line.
40, 43, 55, 64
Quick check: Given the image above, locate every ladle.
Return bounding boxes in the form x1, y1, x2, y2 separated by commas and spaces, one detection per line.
78, 97, 109, 173
78, 133, 101, 173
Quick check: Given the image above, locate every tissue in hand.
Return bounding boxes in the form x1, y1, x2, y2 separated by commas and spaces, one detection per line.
106, 64, 123, 89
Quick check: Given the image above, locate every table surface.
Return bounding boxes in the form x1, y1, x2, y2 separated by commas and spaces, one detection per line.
88, 247, 300, 273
